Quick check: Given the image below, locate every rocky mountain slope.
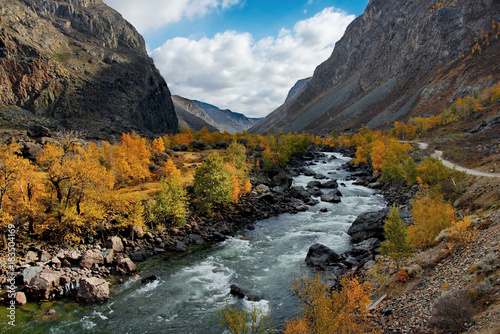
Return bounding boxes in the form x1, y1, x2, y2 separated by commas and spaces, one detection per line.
0, 0, 178, 139
171, 95, 220, 132
284, 78, 310, 103
193, 100, 261, 133
250, 0, 500, 134
173, 97, 261, 133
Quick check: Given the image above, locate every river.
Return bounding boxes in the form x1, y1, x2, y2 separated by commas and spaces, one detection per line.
8, 152, 386, 334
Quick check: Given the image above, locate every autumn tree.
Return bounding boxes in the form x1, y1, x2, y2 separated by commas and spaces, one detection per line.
120, 132, 151, 183
224, 141, 252, 200
416, 157, 450, 185
38, 142, 114, 243
409, 187, 455, 249
284, 269, 373, 334
151, 163, 188, 227
218, 302, 273, 334
150, 137, 165, 154
194, 152, 233, 212
0, 143, 42, 247
380, 204, 414, 270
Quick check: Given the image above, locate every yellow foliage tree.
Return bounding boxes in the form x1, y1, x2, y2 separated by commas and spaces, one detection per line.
39, 143, 115, 243
284, 269, 373, 334
150, 137, 165, 154
0, 143, 42, 246
409, 187, 455, 249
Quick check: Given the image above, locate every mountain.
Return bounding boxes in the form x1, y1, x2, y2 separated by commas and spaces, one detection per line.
250, 0, 500, 134
284, 78, 311, 103
190, 100, 262, 133
171, 96, 219, 132
0, 0, 178, 139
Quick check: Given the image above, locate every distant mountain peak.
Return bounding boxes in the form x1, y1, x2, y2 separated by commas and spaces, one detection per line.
172, 97, 261, 133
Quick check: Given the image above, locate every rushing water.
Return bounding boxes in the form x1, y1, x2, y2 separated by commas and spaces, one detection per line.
6, 153, 386, 334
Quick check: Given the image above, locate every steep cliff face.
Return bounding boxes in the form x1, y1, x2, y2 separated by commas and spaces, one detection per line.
251, 0, 500, 134
0, 0, 178, 138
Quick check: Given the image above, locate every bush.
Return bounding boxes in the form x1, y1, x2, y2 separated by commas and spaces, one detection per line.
428, 291, 473, 334
153, 176, 188, 226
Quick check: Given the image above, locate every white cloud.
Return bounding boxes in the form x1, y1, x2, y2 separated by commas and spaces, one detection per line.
151, 8, 355, 118
102, 0, 240, 33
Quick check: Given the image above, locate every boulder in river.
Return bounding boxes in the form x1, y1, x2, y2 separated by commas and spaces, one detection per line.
347, 208, 389, 243
230, 284, 246, 298
305, 244, 340, 268
320, 192, 341, 203
141, 275, 159, 284
76, 277, 110, 303
321, 180, 339, 189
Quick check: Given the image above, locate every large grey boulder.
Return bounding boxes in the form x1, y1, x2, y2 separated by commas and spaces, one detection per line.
21, 266, 43, 286
76, 277, 110, 303
347, 208, 390, 243
305, 244, 340, 268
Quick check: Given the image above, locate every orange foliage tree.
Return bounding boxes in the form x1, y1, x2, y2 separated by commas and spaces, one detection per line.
150, 137, 165, 154
284, 269, 373, 334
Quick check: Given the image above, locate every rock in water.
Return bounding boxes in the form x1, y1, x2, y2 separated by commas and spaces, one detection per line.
141, 275, 159, 284
230, 284, 246, 298
305, 244, 340, 268
76, 277, 110, 303
347, 208, 389, 243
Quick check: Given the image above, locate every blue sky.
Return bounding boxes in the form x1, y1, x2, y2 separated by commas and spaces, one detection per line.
102, 0, 369, 118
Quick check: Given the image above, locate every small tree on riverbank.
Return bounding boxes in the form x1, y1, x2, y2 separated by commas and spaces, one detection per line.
380, 204, 414, 270
284, 269, 373, 334
194, 152, 233, 213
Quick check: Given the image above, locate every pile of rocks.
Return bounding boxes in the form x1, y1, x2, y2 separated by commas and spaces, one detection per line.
4, 236, 136, 305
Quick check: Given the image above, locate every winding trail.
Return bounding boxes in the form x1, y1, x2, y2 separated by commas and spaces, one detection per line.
415, 142, 500, 178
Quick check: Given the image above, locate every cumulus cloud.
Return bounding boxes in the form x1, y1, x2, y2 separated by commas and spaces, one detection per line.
151, 8, 355, 118
103, 0, 240, 33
